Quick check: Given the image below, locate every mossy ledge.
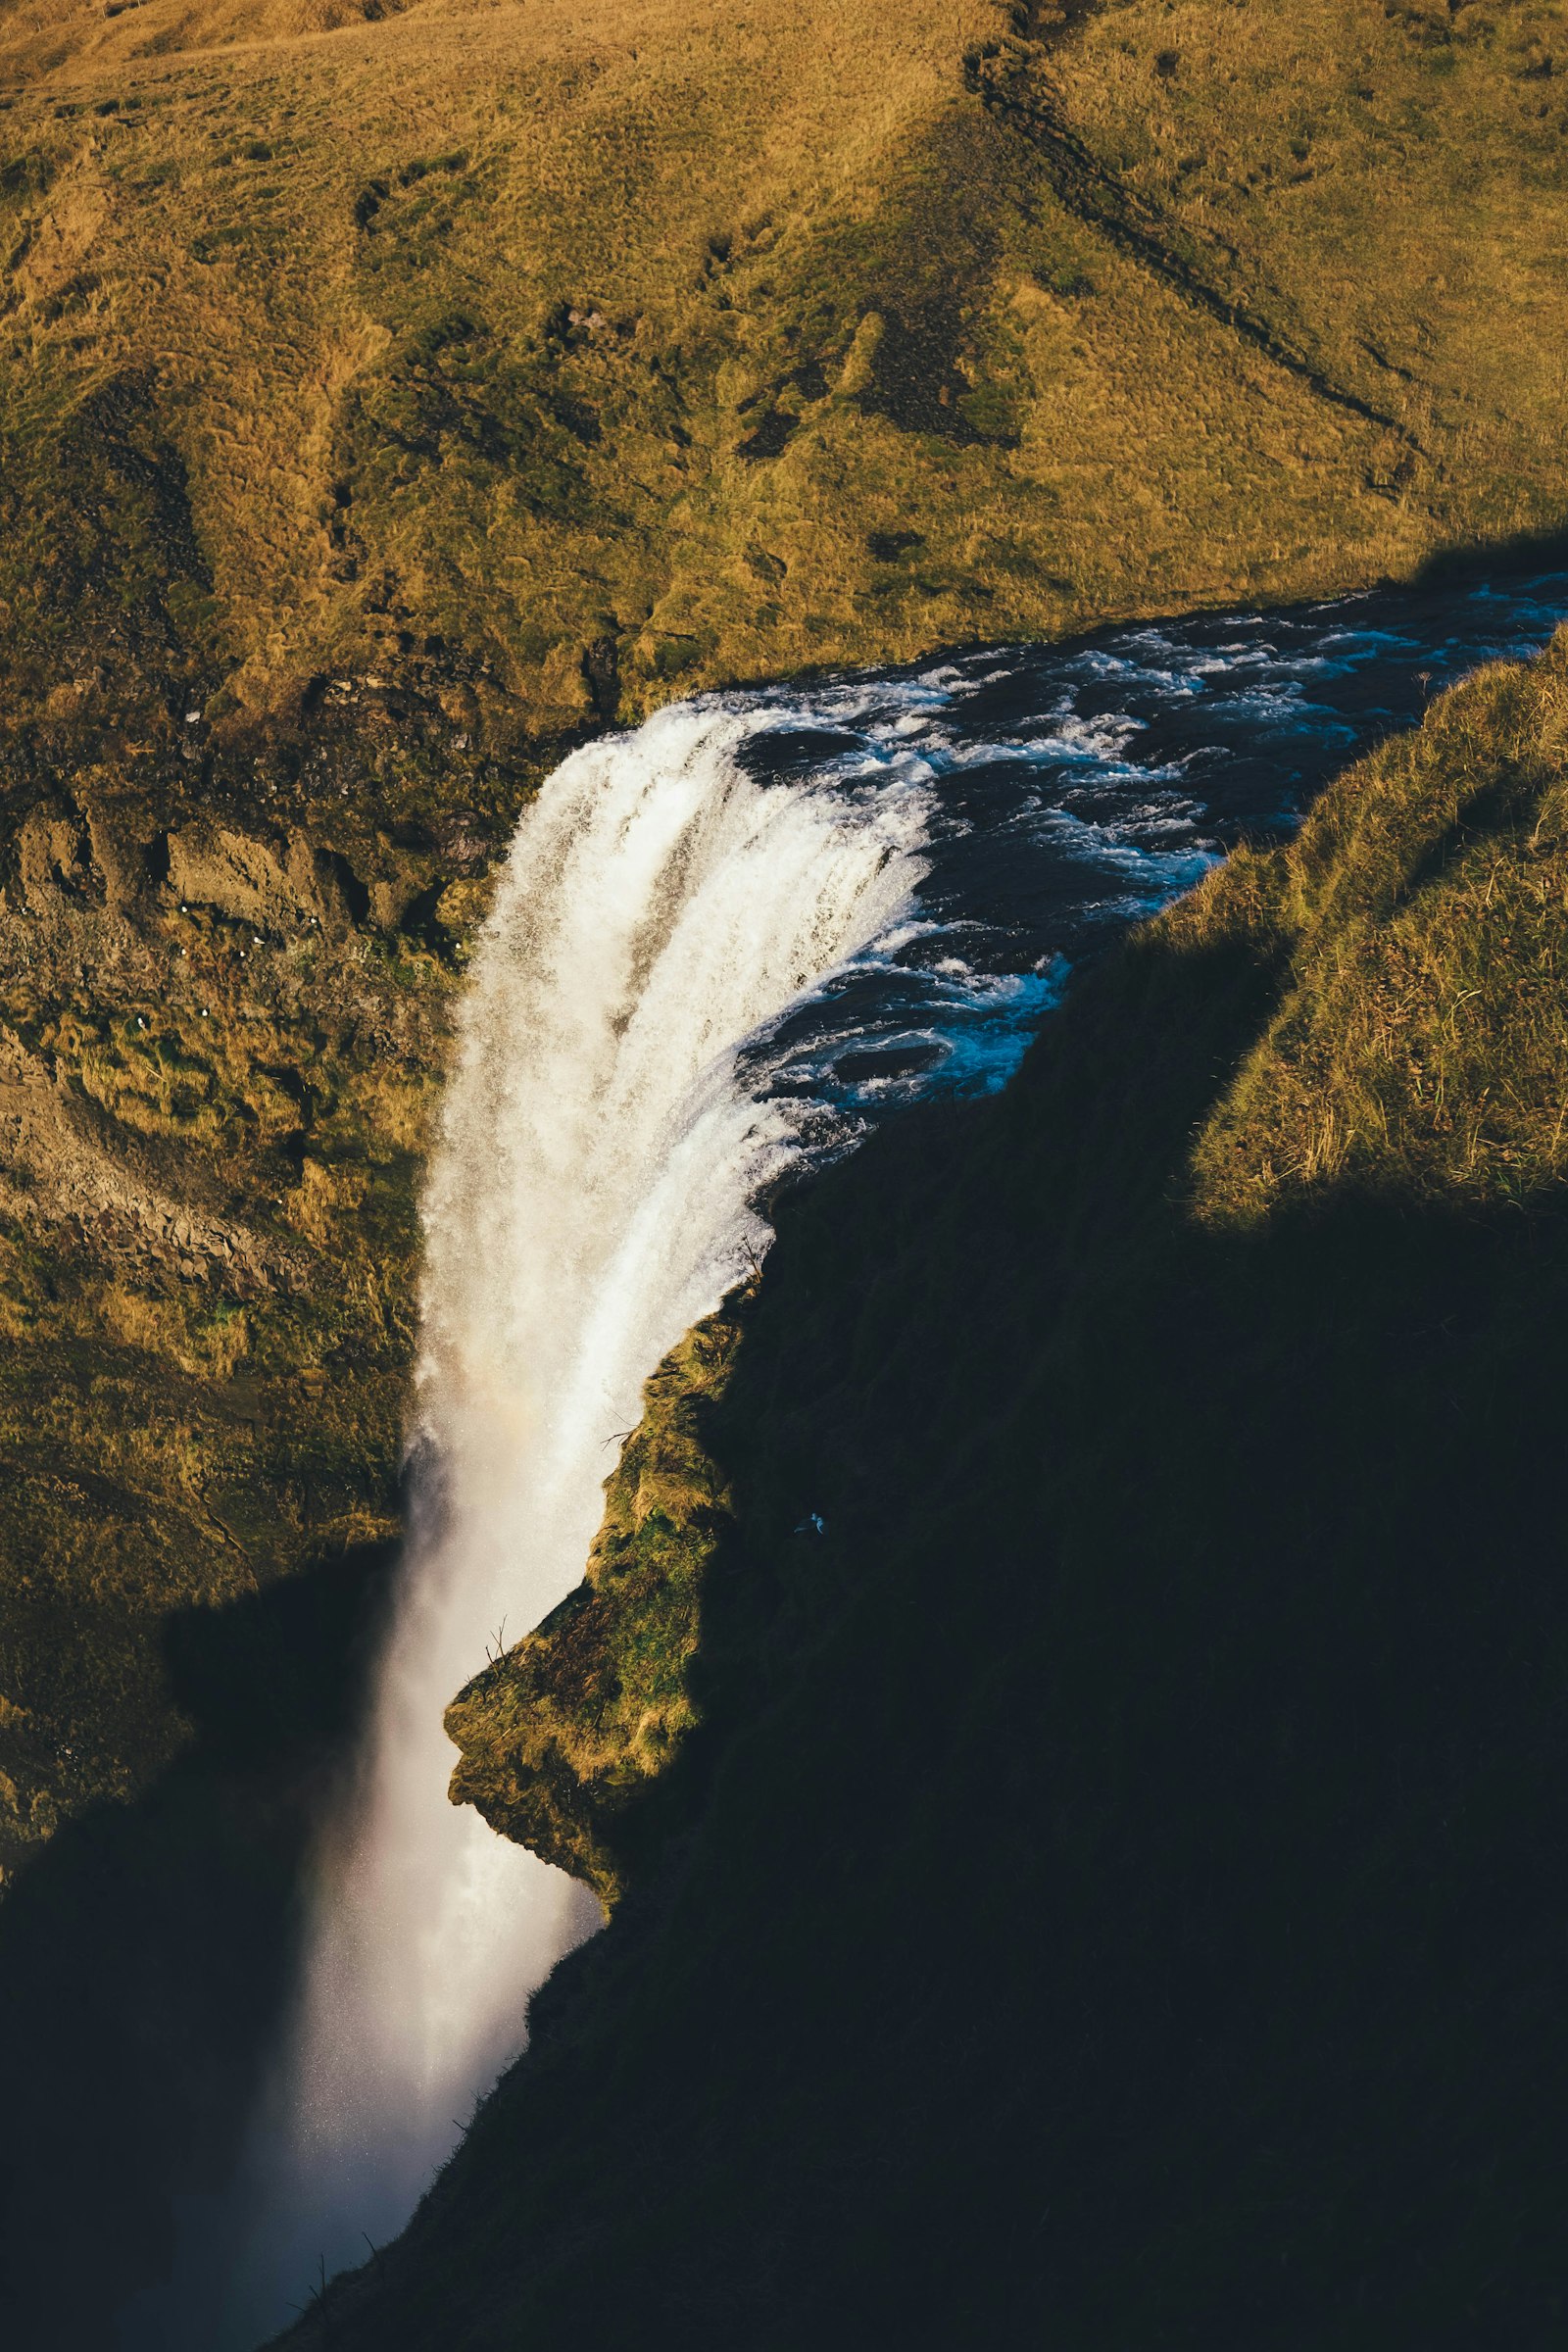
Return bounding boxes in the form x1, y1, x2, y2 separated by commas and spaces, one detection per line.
446, 1294, 750, 1910
302, 624, 1568, 2346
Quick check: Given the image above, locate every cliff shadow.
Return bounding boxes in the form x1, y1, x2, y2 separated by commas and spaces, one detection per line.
1404, 514, 1568, 593
0, 1534, 398, 2352
616, 1158, 1568, 2352
532, 1016, 1568, 2346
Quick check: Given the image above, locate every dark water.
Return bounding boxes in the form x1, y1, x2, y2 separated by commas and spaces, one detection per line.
731, 570, 1568, 1114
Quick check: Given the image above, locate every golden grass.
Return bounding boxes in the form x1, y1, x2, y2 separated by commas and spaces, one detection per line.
1, 0, 1567, 747
1187, 629, 1568, 1220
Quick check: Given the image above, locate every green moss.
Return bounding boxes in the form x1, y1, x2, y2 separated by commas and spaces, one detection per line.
446, 1298, 749, 1907
0, 786, 454, 1886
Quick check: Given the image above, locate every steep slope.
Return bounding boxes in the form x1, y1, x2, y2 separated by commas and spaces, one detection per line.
1, 0, 1568, 759
302, 629, 1568, 2346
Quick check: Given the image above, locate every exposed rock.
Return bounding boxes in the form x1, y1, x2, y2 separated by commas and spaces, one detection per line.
0, 769, 471, 1886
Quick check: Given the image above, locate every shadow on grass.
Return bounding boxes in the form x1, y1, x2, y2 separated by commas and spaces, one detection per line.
1405, 514, 1568, 591
0, 1535, 397, 2352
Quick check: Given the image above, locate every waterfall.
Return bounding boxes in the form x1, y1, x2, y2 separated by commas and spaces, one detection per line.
115, 572, 1568, 2347
233, 699, 938, 2322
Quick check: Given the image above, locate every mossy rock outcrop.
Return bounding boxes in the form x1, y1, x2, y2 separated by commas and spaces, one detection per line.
0, 770, 480, 1885
447, 1298, 748, 1908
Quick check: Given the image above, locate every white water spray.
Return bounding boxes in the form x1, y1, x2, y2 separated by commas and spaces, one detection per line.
240, 700, 933, 2311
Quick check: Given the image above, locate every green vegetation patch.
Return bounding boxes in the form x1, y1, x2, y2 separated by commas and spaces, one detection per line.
447, 1298, 749, 1908
0, 785, 458, 1886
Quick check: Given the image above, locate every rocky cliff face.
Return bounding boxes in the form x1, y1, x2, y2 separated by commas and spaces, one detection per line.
0, 752, 482, 1883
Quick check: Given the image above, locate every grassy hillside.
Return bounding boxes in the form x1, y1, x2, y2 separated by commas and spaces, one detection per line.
303, 627, 1568, 2347
1, 0, 1568, 760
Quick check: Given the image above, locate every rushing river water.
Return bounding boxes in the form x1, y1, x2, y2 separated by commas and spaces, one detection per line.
121, 569, 1568, 2347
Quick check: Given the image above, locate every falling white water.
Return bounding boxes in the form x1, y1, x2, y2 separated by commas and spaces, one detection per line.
232, 699, 937, 2317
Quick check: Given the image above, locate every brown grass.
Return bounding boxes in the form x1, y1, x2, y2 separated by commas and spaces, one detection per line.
1, 0, 1567, 748
1187, 631, 1568, 1219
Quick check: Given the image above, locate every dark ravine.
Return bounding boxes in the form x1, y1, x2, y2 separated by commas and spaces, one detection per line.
259, 620, 1568, 2348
